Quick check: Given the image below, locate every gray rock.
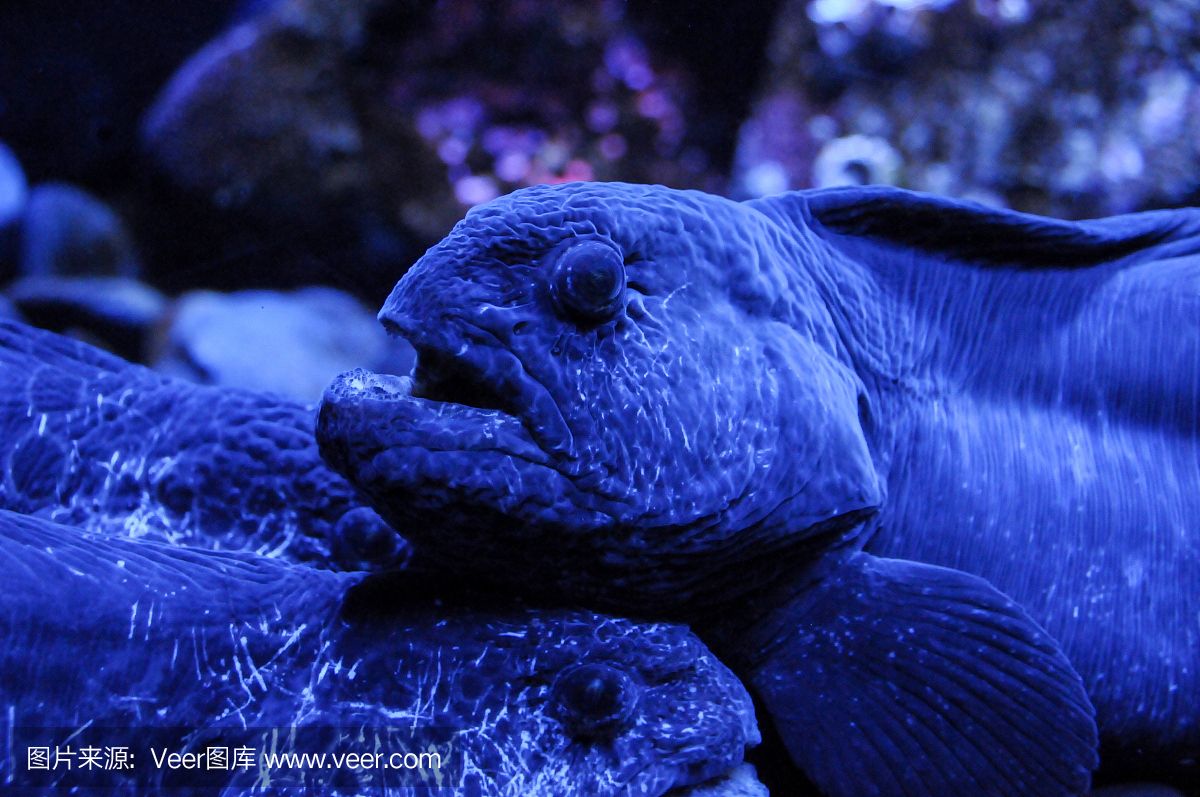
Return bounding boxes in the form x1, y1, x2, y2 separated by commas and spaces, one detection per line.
0, 142, 28, 282
6, 276, 165, 361
20, 182, 140, 278
0, 296, 19, 322
0, 141, 26, 231
152, 286, 412, 401
138, 0, 730, 298
141, 0, 456, 244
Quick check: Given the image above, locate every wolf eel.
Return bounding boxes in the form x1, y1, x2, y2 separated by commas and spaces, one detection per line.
0, 508, 762, 796
319, 182, 1200, 796
0, 319, 401, 570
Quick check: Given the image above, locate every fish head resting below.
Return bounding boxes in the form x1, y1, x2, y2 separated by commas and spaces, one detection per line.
320, 181, 883, 607
0, 510, 761, 796
324, 589, 765, 796
336, 575, 763, 796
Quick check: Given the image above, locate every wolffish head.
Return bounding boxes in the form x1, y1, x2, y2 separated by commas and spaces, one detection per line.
338, 600, 761, 796
319, 182, 881, 607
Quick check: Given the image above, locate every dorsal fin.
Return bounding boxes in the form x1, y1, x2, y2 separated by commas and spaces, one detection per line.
751, 186, 1200, 268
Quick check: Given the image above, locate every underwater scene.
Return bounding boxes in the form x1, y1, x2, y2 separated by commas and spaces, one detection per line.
0, 1, 1198, 795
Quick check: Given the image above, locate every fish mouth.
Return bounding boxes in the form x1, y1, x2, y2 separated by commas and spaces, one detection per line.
409, 342, 516, 418
317, 314, 591, 530
321, 365, 552, 471
322, 313, 574, 462
400, 312, 575, 455
641, 700, 763, 797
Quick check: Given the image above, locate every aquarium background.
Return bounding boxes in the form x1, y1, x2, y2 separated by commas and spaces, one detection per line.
1, 1, 1198, 794
2, 0, 1197, 399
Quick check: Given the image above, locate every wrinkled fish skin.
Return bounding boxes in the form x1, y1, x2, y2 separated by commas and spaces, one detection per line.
318, 181, 876, 608
0, 319, 402, 570
0, 509, 759, 796
318, 181, 1200, 792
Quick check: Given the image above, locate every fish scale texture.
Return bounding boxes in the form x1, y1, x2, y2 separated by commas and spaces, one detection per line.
0, 319, 401, 569
751, 554, 1096, 797
0, 509, 759, 796
318, 181, 1200, 793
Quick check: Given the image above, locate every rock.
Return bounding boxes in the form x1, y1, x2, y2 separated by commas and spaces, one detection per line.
0, 141, 27, 283
0, 296, 19, 322
143, 0, 422, 223
733, 0, 1200, 217
0, 0, 240, 186
20, 183, 140, 278
0, 142, 26, 231
139, 0, 738, 296
140, 0, 456, 296
151, 286, 413, 401
6, 276, 166, 362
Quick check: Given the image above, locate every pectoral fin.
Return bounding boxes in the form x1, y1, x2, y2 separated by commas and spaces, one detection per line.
751, 552, 1097, 797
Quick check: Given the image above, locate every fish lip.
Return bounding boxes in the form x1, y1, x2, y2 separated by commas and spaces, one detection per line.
371, 308, 576, 461
324, 368, 414, 403
321, 367, 553, 467
638, 665, 760, 797
641, 734, 757, 797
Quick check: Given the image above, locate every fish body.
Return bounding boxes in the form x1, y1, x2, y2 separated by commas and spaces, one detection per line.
0, 320, 401, 569
770, 188, 1200, 782
0, 509, 759, 796
319, 182, 1200, 795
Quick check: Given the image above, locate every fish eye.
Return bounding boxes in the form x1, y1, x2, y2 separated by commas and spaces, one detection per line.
550, 663, 639, 739
550, 240, 625, 324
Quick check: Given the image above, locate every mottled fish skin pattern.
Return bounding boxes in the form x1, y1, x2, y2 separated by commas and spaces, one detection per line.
319, 182, 1200, 794
0, 509, 760, 797
0, 320, 402, 570
761, 188, 1200, 783
320, 183, 882, 606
